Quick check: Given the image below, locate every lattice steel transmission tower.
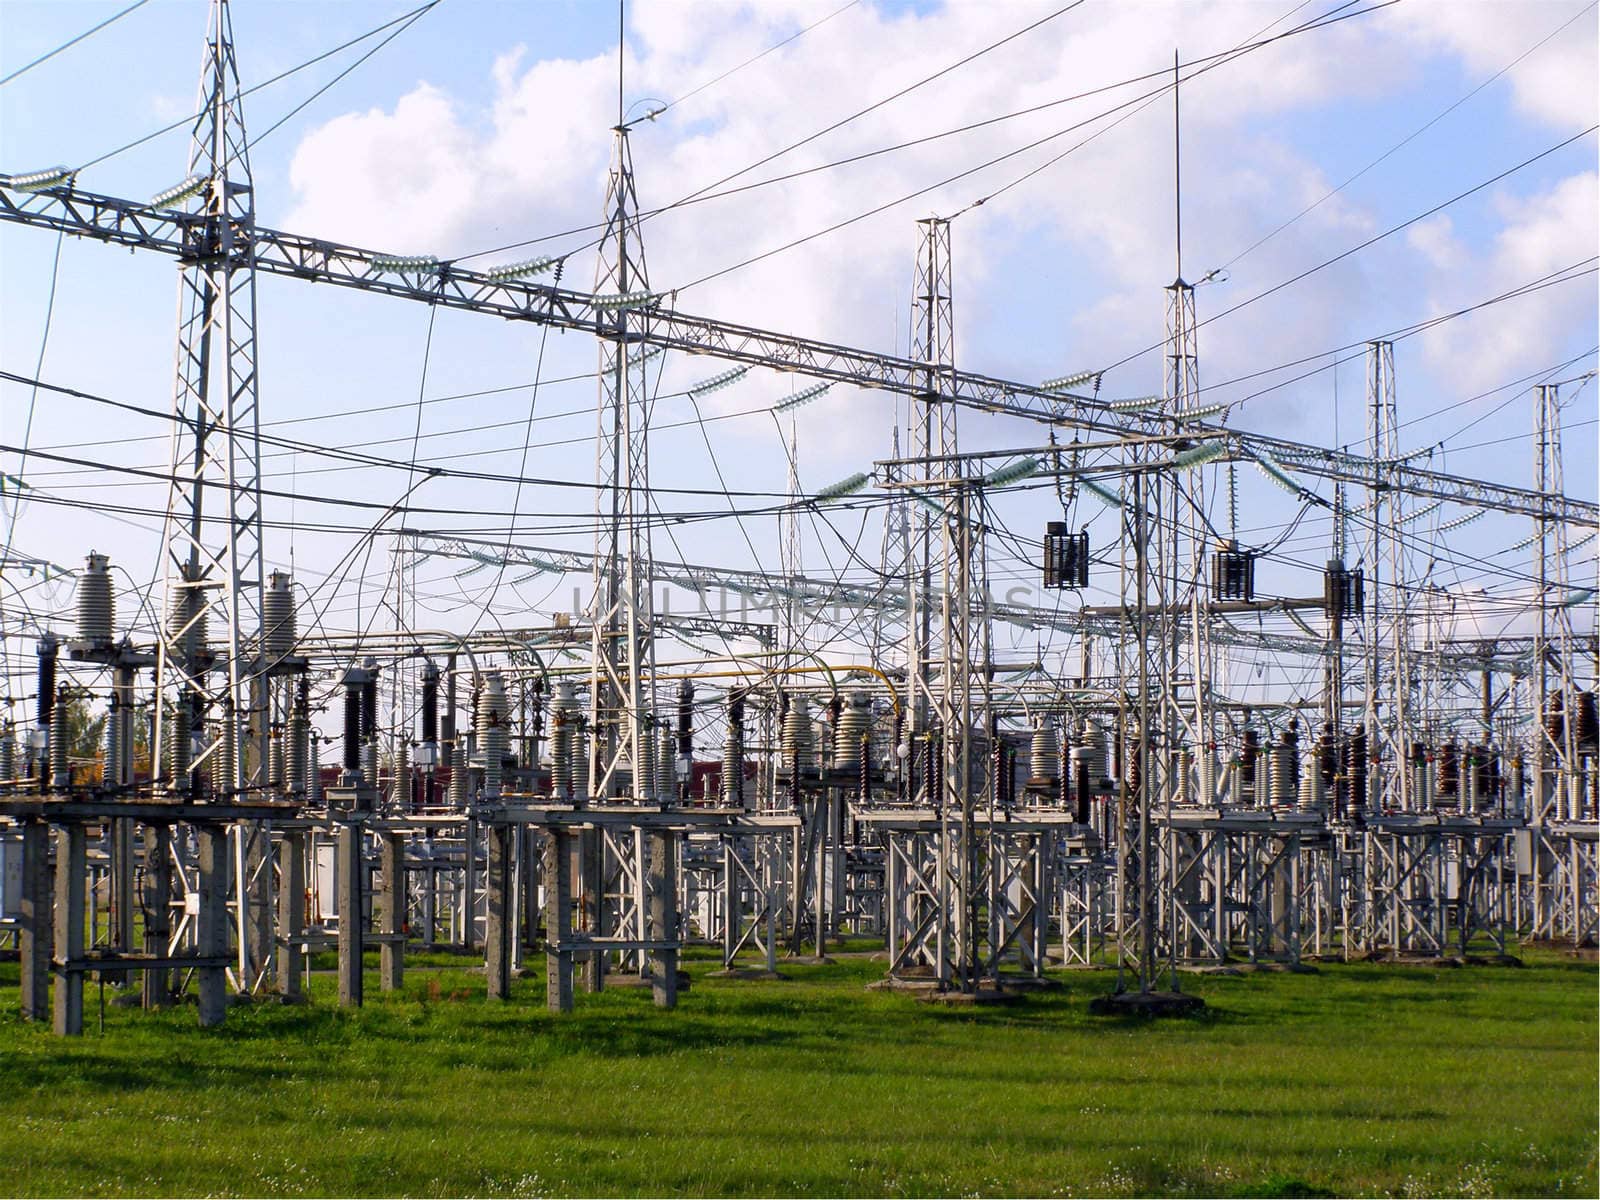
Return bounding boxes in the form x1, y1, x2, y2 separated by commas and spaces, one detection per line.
903, 219, 955, 764
135, 0, 275, 1009
780, 416, 803, 683
1363, 340, 1411, 810
151, 0, 267, 800
1532, 382, 1579, 823
588, 126, 657, 800
1161, 274, 1213, 798
906, 213, 948, 865
877, 423, 910, 673
906, 216, 989, 989
1160, 53, 1215, 815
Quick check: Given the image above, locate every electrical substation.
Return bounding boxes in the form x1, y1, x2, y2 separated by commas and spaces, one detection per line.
0, 0, 1596, 1043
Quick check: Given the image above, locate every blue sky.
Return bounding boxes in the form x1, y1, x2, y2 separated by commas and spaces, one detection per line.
1, 0, 1596, 725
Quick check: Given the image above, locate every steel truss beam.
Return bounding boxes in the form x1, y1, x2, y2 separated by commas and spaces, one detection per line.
3, 180, 1591, 526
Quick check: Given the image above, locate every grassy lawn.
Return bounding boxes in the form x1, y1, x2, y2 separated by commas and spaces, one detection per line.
0, 946, 1593, 1198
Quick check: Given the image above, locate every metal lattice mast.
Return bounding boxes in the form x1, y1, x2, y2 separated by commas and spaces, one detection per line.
780, 416, 802, 684
588, 126, 655, 800
1532, 382, 1577, 823
1325, 480, 1349, 734
1162, 56, 1213, 822
908, 216, 981, 989
1162, 277, 1211, 794
877, 422, 909, 669
151, 0, 265, 801
903, 222, 949, 786
1363, 340, 1410, 810
1152, 267, 1209, 993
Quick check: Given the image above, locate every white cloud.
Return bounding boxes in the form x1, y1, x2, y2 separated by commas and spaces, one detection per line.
1415, 170, 1598, 391
1393, 0, 1600, 133
1407, 213, 1464, 271
287, 83, 486, 251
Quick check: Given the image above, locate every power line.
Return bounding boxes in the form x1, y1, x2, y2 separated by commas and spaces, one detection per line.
676, 2, 1392, 292
72, 1, 443, 174
1220, 0, 1600, 272
0, 0, 152, 89
1098, 123, 1600, 379
245, 0, 443, 152
456, 0, 1089, 266
0, 225, 67, 712
623, 0, 861, 129
455, 13, 1364, 267
0, 367, 786, 493
947, 0, 1375, 218
633, 1, 1087, 226
463, 308, 555, 638
1214, 263, 1599, 421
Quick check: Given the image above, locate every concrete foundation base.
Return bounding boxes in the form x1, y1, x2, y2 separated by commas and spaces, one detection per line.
918, 988, 1025, 1006
866, 975, 939, 993
1089, 989, 1206, 1018
994, 974, 1061, 991
867, 976, 1025, 1005
604, 970, 692, 992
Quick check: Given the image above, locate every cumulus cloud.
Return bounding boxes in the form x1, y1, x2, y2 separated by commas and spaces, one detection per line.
1413, 169, 1598, 392
1406, 214, 1464, 271
1393, 0, 1600, 133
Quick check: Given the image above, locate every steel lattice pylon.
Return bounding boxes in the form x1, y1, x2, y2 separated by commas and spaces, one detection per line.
1533, 382, 1581, 825
1364, 340, 1413, 811
901, 216, 993, 991
1161, 278, 1209, 776
780, 417, 802, 681
876, 423, 910, 675
151, 0, 266, 799
588, 127, 658, 801
903, 218, 955, 757
135, 0, 274, 1008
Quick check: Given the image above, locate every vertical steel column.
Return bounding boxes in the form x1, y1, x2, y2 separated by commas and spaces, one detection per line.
907, 217, 953, 805
1135, 472, 1155, 991
1532, 383, 1577, 825
720, 838, 738, 969
1161, 274, 1207, 986
910, 216, 986, 992
1162, 279, 1208, 773
580, 829, 603, 991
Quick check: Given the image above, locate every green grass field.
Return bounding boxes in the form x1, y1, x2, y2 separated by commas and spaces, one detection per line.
0, 947, 1593, 1198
